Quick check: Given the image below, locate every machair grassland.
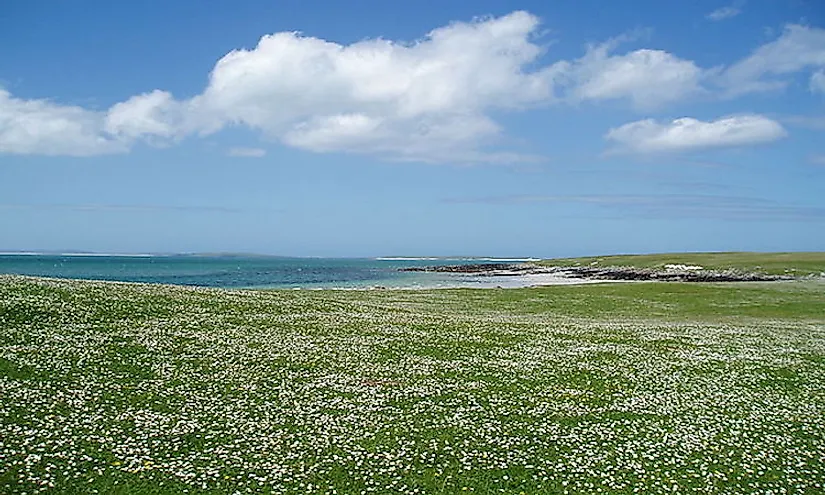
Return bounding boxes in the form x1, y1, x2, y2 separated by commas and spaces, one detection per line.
1, 264, 824, 494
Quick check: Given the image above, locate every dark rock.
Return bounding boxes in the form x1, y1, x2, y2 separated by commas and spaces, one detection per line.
553, 266, 789, 282
399, 263, 792, 283
399, 263, 525, 273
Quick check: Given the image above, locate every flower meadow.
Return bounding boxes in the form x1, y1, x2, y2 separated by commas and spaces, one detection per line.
1, 275, 824, 494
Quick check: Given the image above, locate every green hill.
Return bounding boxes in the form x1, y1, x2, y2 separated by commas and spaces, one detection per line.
537, 251, 825, 276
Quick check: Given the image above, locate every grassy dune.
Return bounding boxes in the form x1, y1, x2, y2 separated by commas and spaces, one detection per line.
537, 251, 825, 276
1, 274, 824, 494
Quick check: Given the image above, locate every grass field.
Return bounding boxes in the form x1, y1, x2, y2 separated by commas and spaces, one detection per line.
536, 251, 825, 277
1, 274, 824, 494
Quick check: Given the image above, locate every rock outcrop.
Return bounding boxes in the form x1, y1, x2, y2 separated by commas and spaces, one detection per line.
400, 263, 791, 282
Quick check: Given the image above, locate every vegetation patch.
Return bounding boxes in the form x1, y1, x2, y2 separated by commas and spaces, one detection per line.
1, 275, 823, 494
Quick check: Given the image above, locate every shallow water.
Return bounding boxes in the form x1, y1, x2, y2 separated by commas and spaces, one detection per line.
0, 254, 536, 289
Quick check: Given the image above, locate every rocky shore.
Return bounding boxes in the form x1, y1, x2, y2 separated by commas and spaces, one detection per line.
400, 263, 527, 274
400, 263, 792, 282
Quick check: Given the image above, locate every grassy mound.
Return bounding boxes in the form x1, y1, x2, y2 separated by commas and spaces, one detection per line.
537, 251, 825, 277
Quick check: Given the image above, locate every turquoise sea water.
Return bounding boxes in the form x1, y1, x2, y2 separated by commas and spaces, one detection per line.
0, 254, 528, 289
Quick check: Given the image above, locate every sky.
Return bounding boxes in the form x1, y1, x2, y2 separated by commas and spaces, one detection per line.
1, 0, 824, 257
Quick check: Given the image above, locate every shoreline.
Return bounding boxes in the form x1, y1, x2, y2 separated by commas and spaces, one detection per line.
0, 272, 607, 291
400, 262, 796, 283
2, 271, 803, 292
3, 256, 819, 291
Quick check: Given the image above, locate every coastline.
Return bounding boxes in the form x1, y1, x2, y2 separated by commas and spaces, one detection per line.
2, 254, 819, 291
0, 271, 605, 291
400, 262, 795, 284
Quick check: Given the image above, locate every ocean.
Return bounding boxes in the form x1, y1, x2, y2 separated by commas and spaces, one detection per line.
0, 254, 537, 289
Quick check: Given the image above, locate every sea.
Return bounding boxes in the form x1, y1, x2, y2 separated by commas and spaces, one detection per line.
0, 254, 539, 290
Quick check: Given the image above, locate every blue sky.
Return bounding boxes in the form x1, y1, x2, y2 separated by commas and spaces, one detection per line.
1, 0, 823, 257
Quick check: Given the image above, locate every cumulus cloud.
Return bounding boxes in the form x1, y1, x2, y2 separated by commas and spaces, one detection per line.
1, 12, 823, 161
0, 88, 188, 156
227, 147, 266, 157
0, 90, 125, 156
717, 24, 825, 95
104, 90, 185, 142
183, 11, 564, 162
1, 11, 564, 162
563, 38, 704, 109
605, 114, 787, 153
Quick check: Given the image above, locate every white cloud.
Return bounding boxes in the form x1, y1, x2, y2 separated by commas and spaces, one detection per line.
0, 88, 188, 156
707, 6, 742, 22
185, 11, 562, 162
606, 114, 787, 153
104, 90, 184, 142
563, 39, 704, 109
810, 70, 825, 94
717, 24, 825, 95
0, 90, 125, 156
1, 11, 565, 162
2, 12, 823, 161
227, 147, 266, 157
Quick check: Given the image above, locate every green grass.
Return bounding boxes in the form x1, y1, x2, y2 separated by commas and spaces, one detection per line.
1, 275, 824, 494
536, 251, 825, 276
